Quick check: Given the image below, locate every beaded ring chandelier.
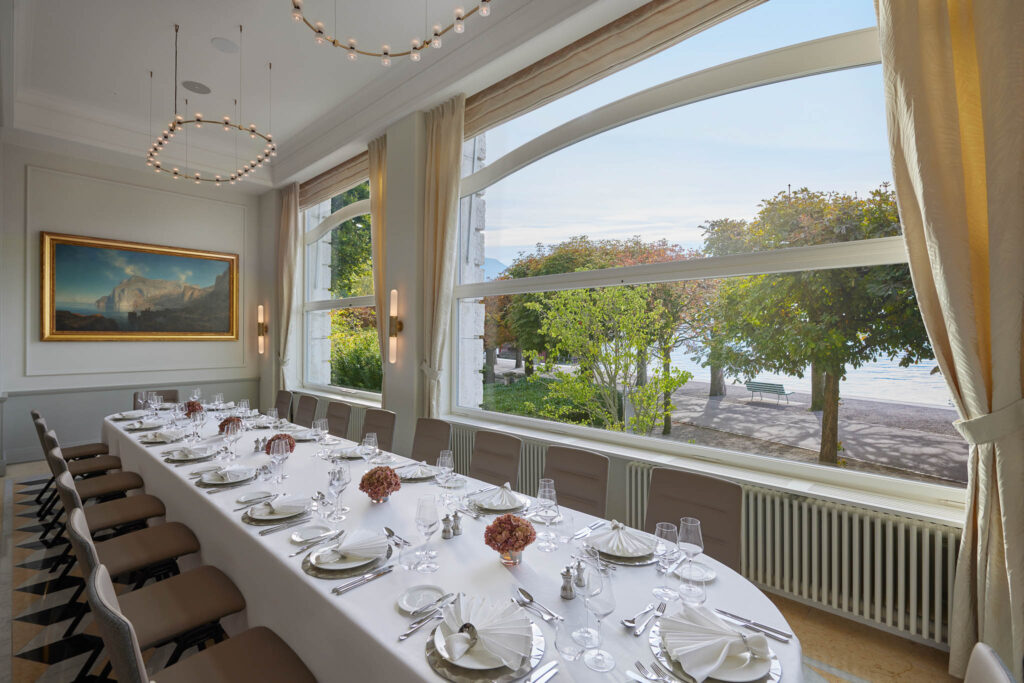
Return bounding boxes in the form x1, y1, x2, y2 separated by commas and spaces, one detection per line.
146, 25, 275, 185
289, 0, 494, 65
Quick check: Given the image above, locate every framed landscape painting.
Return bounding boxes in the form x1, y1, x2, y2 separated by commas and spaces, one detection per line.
41, 232, 238, 341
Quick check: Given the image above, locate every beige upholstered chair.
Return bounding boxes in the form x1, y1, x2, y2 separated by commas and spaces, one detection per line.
360, 408, 397, 453
965, 643, 1014, 683
31, 410, 109, 460
85, 564, 315, 683
31, 411, 114, 514
469, 430, 522, 487
41, 430, 143, 502
543, 446, 609, 517
410, 418, 452, 465
132, 389, 179, 409
645, 468, 743, 572
274, 390, 293, 421
293, 395, 318, 427
326, 401, 352, 438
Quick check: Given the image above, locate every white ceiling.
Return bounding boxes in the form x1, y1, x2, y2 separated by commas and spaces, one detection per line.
5, 0, 639, 190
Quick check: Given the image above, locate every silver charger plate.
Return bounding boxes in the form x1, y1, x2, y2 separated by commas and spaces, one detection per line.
301, 544, 392, 579
163, 455, 214, 465
595, 549, 659, 567
240, 506, 309, 526
425, 622, 544, 683
649, 623, 781, 683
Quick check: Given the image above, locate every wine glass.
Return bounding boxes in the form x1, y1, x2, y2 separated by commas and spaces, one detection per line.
327, 464, 350, 522
152, 394, 164, 416
362, 433, 378, 462
554, 617, 585, 663
582, 567, 616, 672
415, 495, 440, 573
653, 522, 680, 601
269, 439, 290, 492
213, 393, 225, 409
534, 484, 559, 552
188, 411, 204, 445
436, 450, 454, 484
223, 421, 242, 461
190, 387, 202, 401
572, 550, 603, 648
678, 517, 706, 604
264, 407, 278, 427
312, 418, 329, 458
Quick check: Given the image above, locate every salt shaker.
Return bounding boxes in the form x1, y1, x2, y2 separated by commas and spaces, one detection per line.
452, 511, 463, 536
574, 559, 587, 588
441, 514, 453, 539
560, 566, 577, 600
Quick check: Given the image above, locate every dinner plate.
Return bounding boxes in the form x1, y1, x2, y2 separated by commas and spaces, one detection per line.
426, 622, 544, 683
398, 465, 440, 482
291, 430, 317, 442
397, 585, 445, 614
200, 468, 256, 485
246, 499, 308, 521
433, 618, 537, 670
237, 490, 273, 504
308, 544, 387, 571
467, 489, 528, 513
189, 464, 221, 477
291, 524, 332, 543
164, 446, 215, 462
649, 623, 781, 683
331, 446, 364, 460
139, 432, 185, 444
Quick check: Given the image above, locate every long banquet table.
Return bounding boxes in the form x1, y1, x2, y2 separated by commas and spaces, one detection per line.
102, 415, 803, 682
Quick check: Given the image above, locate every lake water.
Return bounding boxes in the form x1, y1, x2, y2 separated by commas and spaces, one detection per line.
55, 302, 130, 325
670, 349, 954, 407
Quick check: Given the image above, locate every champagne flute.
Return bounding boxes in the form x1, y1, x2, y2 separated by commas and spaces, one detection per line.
653, 522, 680, 601
678, 517, 706, 604
327, 464, 350, 522
415, 495, 440, 573
582, 568, 616, 672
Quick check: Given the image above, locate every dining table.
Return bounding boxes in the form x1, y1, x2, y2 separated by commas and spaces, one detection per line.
101, 412, 803, 682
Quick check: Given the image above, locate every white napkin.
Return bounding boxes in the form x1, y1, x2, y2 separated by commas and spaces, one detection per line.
320, 529, 388, 562
148, 428, 187, 443
660, 605, 770, 683
257, 496, 307, 516
587, 520, 656, 557
475, 483, 521, 510
131, 418, 168, 429
115, 410, 148, 420
400, 461, 437, 478
203, 466, 255, 483
441, 595, 532, 669
177, 445, 214, 459
331, 445, 362, 459
293, 429, 316, 440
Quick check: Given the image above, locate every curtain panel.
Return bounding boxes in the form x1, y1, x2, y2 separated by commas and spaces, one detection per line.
421, 95, 466, 417
298, 151, 370, 210
277, 183, 301, 391
463, 0, 765, 139
877, 0, 1024, 678
368, 136, 388, 405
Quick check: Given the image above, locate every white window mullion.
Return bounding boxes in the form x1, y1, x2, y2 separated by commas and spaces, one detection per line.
303, 295, 376, 313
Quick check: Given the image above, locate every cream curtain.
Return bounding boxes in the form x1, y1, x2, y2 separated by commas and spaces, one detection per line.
368, 136, 388, 405
876, 1, 1024, 679
298, 151, 369, 210
421, 95, 466, 417
276, 183, 301, 391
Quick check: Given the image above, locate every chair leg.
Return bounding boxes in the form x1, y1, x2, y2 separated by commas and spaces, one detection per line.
39, 509, 65, 543
74, 645, 103, 682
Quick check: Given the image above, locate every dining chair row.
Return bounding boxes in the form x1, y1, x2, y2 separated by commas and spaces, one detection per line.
275, 390, 398, 451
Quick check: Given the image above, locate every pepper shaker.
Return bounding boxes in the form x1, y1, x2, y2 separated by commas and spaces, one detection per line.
452, 511, 463, 536
560, 566, 577, 600
574, 559, 587, 588
441, 514, 453, 539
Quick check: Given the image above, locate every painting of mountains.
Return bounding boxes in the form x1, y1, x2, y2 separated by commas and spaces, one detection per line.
41, 232, 237, 341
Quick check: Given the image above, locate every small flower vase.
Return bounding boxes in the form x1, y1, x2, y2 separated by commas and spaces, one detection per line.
499, 550, 523, 567
370, 495, 390, 504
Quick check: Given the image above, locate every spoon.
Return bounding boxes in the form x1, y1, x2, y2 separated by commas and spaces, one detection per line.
384, 527, 411, 546
621, 602, 656, 629
516, 587, 563, 621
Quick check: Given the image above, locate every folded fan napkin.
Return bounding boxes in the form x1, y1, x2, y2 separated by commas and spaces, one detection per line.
177, 446, 214, 459
441, 595, 532, 669
257, 496, 307, 516
587, 520, 656, 557
475, 483, 521, 509
203, 466, 255, 483
131, 418, 168, 429
115, 410, 148, 420
148, 428, 187, 443
331, 445, 362, 459
660, 605, 770, 683
320, 529, 388, 562
400, 461, 437, 478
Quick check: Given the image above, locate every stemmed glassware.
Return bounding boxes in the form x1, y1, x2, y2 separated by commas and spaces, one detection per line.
653, 522, 681, 601
190, 387, 202, 402
212, 393, 225, 410
188, 412, 204, 445
677, 517, 706, 604
264, 408, 278, 428
237, 398, 250, 418
361, 433, 379, 462
581, 564, 616, 672
312, 418, 329, 458
434, 450, 456, 510
268, 439, 290, 492
326, 464, 351, 522
534, 481, 560, 552
414, 495, 440, 573
223, 421, 242, 461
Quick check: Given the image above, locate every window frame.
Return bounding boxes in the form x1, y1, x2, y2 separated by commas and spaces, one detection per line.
449, 26, 967, 506
300, 187, 380, 400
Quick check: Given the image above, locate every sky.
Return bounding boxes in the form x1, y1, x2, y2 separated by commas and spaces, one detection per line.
54, 243, 228, 304
469, 0, 889, 268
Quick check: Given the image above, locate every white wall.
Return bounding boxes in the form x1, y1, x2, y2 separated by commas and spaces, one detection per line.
0, 140, 263, 468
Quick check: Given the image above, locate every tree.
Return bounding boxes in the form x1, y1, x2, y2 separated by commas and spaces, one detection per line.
707, 186, 933, 463
328, 182, 372, 299
700, 218, 751, 399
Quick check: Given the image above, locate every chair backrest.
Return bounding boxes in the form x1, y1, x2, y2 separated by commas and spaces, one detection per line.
543, 446, 609, 518
32, 414, 49, 455
54, 468, 86, 521
645, 468, 743, 571
293, 395, 318, 428
275, 390, 293, 421
40, 430, 69, 478
84, 564, 149, 683
469, 430, 522, 487
65, 499, 101, 577
326, 401, 352, 439
965, 643, 1014, 683
410, 418, 452, 465
360, 409, 397, 453
132, 389, 179, 409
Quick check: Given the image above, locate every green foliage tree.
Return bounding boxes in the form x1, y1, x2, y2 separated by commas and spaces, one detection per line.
328, 182, 373, 299
706, 185, 933, 464
329, 307, 382, 391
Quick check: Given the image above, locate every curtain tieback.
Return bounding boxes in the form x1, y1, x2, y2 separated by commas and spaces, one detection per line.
420, 362, 441, 382
953, 397, 1024, 445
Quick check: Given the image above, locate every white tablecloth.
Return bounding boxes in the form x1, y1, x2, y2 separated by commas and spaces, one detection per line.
102, 417, 803, 682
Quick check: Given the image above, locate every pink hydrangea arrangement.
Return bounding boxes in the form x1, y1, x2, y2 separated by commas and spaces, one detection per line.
359, 465, 401, 501
184, 400, 203, 418
484, 514, 536, 554
218, 416, 243, 434
265, 433, 296, 454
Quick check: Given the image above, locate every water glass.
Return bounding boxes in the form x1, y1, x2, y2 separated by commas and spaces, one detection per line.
554, 618, 585, 662
362, 433, 379, 461
556, 508, 575, 545
415, 495, 440, 573
436, 450, 454, 483
653, 522, 680, 601
312, 418, 330, 457
678, 517, 706, 604
264, 407, 278, 424
327, 464, 351, 521
582, 568, 616, 672
189, 412, 204, 444
213, 392, 225, 408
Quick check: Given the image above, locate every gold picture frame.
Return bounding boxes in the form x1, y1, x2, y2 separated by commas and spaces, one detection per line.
41, 232, 239, 341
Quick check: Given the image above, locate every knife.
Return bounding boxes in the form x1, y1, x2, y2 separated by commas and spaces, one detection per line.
714, 609, 793, 639
409, 592, 456, 619
527, 661, 558, 683
232, 493, 279, 512
258, 515, 312, 536
714, 613, 790, 643
289, 530, 345, 557
456, 506, 481, 520
572, 520, 604, 540
332, 565, 394, 595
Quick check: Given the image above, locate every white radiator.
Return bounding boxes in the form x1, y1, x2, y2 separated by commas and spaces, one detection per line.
301, 394, 367, 443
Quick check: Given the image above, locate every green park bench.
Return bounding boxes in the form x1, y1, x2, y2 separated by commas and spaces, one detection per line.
744, 380, 795, 404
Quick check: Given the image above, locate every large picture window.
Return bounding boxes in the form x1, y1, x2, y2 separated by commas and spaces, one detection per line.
302, 181, 381, 395
453, 1, 963, 488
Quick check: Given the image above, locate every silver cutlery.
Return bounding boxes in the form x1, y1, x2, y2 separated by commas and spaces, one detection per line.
635, 660, 678, 683
410, 592, 456, 619
572, 520, 604, 540
384, 527, 411, 547
652, 659, 694, 683
206, 482, 253, 495
289, 530, 344, 557
332, 567, 388, 594
456, 506, 481, 520
528, 662, 559, 683
258, 515, 312, 536
398, 613, 442, 641
516, 588, 563, 621
634, 601, 666, 637
464, 485, 497, 498
714, 613, 790, 643
332, 565, 394, 595
621, 602, 656, 629
232, 493, 279, 512
714, 609, 793, 639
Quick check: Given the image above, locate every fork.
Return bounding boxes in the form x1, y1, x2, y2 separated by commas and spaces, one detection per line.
634, 661, 667, 682
651, 659, 694, 683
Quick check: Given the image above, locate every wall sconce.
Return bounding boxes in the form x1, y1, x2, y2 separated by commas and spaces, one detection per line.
388, 289, 402, 364
257, 305, 269, 355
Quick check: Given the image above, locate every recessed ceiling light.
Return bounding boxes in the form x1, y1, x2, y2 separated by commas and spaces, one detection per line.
211, 37, 239, 53
182, 80, 211, 95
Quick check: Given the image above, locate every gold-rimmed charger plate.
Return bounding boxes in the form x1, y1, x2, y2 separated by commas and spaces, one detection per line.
300, 544, 392, 580
425, 622, 544, 682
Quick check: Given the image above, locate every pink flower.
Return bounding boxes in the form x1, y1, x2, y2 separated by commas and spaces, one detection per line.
484, 514, 536, 553
359, 466, 402, 500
